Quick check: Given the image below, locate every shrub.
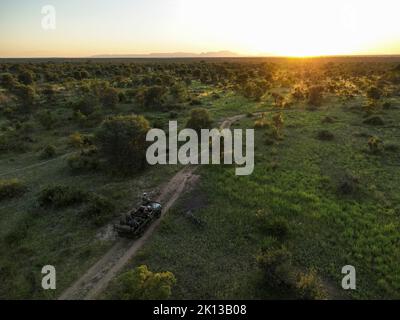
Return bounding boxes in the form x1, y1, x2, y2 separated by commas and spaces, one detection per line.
96, 114, 150, 171
4, 219, 30, 247
317, 130, 334, 141
243, 82, 264, 101
73, 94, 99, 116
0, 179, 27, 200
295, 269, 327, 300
385, 143, 399, 153
366, 86, 382, 101
170, 83, 188, 103
113, 265, 176, 300
101, 87, 119, 108
307, 86, 324, 107
18, 70, 34, 85
322, 116, 335, 124
69, 132, 84, 148
0, 73, 18, 89
81, 194, 115, 226
368, 136, 383, 154
118, 91, 127, 103
272, 113, 284, 131
259, 217, 290, 239
363, 116, 385, 126
135, 85, 167, 108
42, 84, 56, 102
257, 246, 294, 288
40, 145, 56, 159
38, 185, 87, 208
254, 114, 270, 129
36, 110, 56, 130
189, 98, 202, 106
338, 172, 359, 195
67, 147, 99, 172
169, 111, 178, 119
186, 108, 212, 132
14, 84, 37, 107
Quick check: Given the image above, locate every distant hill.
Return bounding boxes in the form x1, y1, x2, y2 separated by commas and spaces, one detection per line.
91, 51, 240, 58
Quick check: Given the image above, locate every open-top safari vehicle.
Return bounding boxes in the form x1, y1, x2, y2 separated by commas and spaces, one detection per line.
114, 194, 162, 238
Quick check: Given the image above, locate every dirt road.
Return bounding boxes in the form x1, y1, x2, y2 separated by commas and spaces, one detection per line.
58, 114, 248, 300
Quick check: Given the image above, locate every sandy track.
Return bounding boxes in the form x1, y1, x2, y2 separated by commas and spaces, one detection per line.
58, 114, 247, 300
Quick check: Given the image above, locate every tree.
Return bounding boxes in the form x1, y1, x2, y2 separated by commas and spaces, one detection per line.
73, 94, 99, 116
135, 85, 167, 108
295, 269, 327, 300
186, 108, 212, 132
0, 73, 18, 89
36, 109, 56, 129
366, 86, 382, 101
257, 246, 294, 288
18, 70, 34, 85
114, 265, 176, 300
101, 87, 119, 108
96, 114, 150, 171
170, 82, 187, 103
42, 84, 56, 102
14, 84, 37, 107
307, 85, 324, 106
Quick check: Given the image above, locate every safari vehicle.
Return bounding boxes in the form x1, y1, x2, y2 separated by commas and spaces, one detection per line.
114, 196, 162, 238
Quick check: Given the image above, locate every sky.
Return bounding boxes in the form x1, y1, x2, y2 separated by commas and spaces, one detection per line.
0, 0, 399, 58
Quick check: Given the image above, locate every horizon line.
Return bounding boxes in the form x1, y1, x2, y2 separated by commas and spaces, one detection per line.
1, 54, 400, 60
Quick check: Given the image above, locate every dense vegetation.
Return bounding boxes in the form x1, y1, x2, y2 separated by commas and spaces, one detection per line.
0, 57, 399, 299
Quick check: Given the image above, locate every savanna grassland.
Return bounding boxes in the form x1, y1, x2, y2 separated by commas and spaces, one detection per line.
0, 57, 400, 299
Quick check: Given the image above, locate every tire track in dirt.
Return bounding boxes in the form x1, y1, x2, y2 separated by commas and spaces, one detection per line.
0, 152, 74, 178
58, 114, 249, 300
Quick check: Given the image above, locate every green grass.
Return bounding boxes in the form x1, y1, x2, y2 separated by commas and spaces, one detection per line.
104, 96, 400, 299
2, 78, 400, 299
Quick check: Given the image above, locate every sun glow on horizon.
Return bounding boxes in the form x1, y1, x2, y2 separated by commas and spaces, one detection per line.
178, 0, 400, 58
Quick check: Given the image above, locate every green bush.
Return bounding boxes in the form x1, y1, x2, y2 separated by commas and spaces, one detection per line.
135, 85, 167, 108
18, 70, 34, 85
73, 94, 99, 116
38, 185, 87, 208
307, 85, 324, 107
96, 114, 150, 172
4, 219, 30, 247
363, 116, 385, 126
113, 265, 176, 300
0, 73, 18, 89
81, 194, 115, 226
40, 145, 56, 159
259, 216, 290, 239
36, 109, 56, 130
101, 87, 119, 108
317, 130, 335, 141
69, 132, 93, 148
366, 86, 382, 101
295, 269, 327, 300
186, 108, 212, 132
0, 179, 27, 201
67, 147, 99, 172
257, 246, 294, 288
368, 136, 383, 154
14, 84, 37, 107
